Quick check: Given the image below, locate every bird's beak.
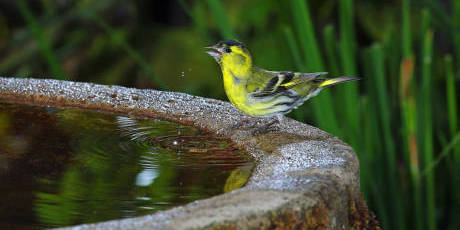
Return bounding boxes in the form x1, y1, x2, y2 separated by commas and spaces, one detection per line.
205, 45, 222, 59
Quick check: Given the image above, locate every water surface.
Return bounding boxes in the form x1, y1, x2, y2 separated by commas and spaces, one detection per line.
0, 103, 253, 229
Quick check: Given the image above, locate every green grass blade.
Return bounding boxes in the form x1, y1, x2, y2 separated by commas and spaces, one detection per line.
322, 25, 351, 137
383, 28, 401, 100
420, 9, 436, 230
400, 0, 417, 182
338, 0, 360, 149
402, 0, 412, 58
400, 57, 423, 230
444, 55, 458, 139
17, 0, 64, 79
339, 0, 357, 75
205, 0, 236, 39
288, 0, 324, 71
401, 1, 422, 229
282, 26, 305, 71
282, 26, 306, 121
288, 0, 341, 136
323, 25, 340, 76
452, 0, 460, 68
422, 132, 460, 175
359, 99, 371, 198
444, 55, 460, 230
360, 49, 388, 226
370, 43, 403, 230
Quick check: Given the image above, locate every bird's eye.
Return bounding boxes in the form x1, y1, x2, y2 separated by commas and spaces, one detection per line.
224, 47, 232, 53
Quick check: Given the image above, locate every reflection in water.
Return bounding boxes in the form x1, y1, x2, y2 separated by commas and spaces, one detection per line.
0, 103, 253, 229
136, 168, 159, 187
224, 165, 253, 193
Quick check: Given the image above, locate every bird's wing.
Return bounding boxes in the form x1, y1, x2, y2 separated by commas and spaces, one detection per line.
248, 69, 328, 97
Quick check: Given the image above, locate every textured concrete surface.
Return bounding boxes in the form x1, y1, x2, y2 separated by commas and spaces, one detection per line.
0, 77, 379, 230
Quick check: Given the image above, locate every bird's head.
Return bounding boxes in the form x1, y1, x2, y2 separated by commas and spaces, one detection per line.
205, 40, 252, 70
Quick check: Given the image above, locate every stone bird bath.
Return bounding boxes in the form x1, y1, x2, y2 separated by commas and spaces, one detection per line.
0, 77, 379, 230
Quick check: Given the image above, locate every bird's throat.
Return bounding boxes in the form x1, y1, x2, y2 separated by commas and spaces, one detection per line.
222, 69, 247, 110
222, 64, 251, 80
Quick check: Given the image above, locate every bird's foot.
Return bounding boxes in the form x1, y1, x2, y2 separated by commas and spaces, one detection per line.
231, 119, 256, 130
231, 116, 282, 134
251, 117, 281, 135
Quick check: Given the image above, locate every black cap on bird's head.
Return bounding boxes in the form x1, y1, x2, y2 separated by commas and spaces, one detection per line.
205, 40, 247, 62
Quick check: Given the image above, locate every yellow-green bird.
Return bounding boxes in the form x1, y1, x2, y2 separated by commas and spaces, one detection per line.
206, 40, 358, 122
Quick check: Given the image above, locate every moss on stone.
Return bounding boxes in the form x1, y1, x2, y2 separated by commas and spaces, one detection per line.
348, 192, 381, 230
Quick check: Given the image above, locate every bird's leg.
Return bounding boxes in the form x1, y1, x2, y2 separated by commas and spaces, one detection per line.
263, 114, 283, 127
231, 118, 256, 130
252, 115, 282, 135
232, 115, 283, 134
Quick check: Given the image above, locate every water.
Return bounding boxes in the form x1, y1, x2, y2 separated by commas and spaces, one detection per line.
0, 103, 253, 229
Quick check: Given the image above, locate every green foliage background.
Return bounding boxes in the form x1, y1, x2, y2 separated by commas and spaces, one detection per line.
0, 0, 459, 229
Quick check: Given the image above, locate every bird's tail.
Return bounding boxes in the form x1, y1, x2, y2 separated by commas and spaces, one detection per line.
317, 76, 360, 88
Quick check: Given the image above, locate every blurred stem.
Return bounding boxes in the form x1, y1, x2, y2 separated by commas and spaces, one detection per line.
402, 0, 412, 58
339, 0, 357, 75
401, 0, 418, 184
444, 55, 460, 229
282, 26, 305, 71
288, 0, 341, 137
370, 44, 403, 230
289, 0, 324, 70
444, 56, 458, 143
323, 25, 340, 76
205, 0, 236, 39
401, 0, 422, 229
420, 9, 436, 230
338, 0, 360, 150
282, 26, 305, 121
361, 49, 388, 227
422, 132, 460, 176
400, 57, 422, 230
384, 27, 400, 103
17, 0, 64, 79
322, 25, 342, 129
452, 0, 460, 68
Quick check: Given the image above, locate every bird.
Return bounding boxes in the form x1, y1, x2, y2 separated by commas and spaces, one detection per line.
205, 39, 358, 126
